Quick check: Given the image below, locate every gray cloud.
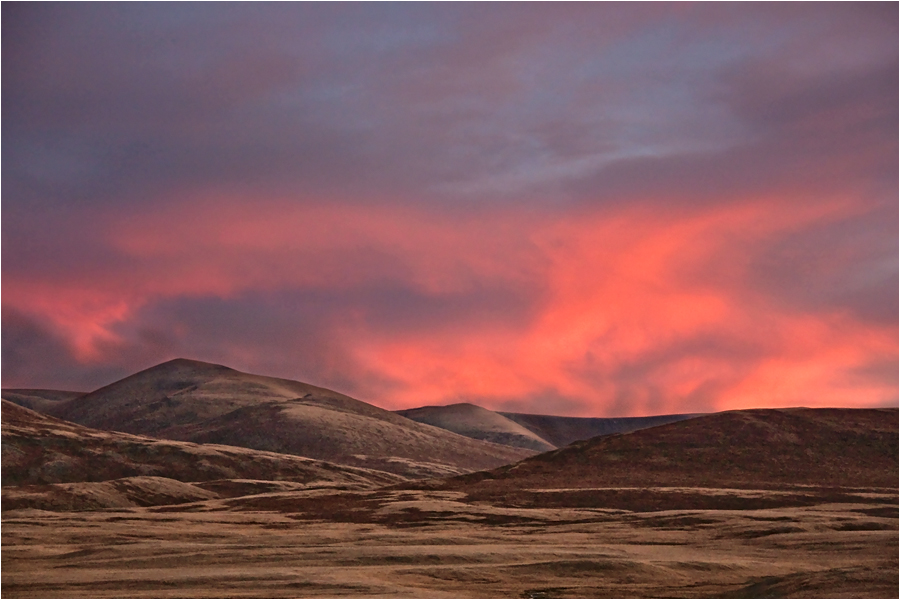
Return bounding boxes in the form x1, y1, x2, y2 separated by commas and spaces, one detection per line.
1, 309, 130, 391
74, 278, 543, 397
2, 3, 896, 412
4, 3, 895, 214
744, 205, 899, 325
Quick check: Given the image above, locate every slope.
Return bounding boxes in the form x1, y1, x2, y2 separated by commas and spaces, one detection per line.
2, 389, 84, 413
395, 403, 556, 451
498, 411, 699, 448
445, 408, 899, 493
46, 358, 533, 478
2, 399, 402, 489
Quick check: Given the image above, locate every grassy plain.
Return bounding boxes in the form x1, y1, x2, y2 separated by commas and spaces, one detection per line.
3, 486, 896, 598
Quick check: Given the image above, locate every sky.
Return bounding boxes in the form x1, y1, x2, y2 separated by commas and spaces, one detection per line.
2, 3, 897, 417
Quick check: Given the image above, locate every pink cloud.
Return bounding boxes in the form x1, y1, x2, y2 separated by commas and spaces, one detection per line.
6, 188, 891, 415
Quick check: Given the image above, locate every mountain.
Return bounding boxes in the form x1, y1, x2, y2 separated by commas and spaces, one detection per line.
395, 403, 556, 451
39, 359, 533, 478
396, 402, 700, 450
498, 411, 699, 448
441, 408, 898, 495
2, 399, 402, 489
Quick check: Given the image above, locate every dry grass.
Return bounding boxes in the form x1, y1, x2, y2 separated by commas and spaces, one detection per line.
2, 400, 404, 490
498, 411, 699, 449
3, 389, 896, 598
443, 408, 899, 492
19, 359, 533, 478
3, 487, 896, 598
396, 403, 558, 452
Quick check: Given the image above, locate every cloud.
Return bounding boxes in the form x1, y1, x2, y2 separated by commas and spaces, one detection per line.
1, 308, 133, 390
2, 3, 896, 415
3, 192, 895, 415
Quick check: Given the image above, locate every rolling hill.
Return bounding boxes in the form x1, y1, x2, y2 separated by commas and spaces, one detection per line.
397, 402, 700, 450
1, 388, 84, 413
396, 403, 556, 451
32, 358, 533, 478
2, 399, 403, 489
499, 410, 699, 448
443, 407, 899, 494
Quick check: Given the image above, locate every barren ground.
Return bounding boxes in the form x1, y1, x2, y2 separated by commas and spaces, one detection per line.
3, 486, 896, 598
3, 387, 896, 598
19, 359, 532, 478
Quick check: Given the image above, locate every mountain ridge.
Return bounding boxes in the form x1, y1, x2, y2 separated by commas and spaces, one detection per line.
437, 407, 899, 495
395, 403, 557, 452
1, 399, 403, 489
16, 358, 533, 478
396, 400, 702, 450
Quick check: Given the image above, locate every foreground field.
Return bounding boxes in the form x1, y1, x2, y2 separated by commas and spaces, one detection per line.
3, 486, 896, 598
3, 387, 895, 598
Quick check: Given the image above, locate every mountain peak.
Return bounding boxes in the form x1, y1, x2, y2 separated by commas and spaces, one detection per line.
37, 359, 533, 479
149, 357, 236, 373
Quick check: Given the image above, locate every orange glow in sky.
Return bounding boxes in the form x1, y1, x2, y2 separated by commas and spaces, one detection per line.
3, 4, 896, 416
4, 193, 895, 416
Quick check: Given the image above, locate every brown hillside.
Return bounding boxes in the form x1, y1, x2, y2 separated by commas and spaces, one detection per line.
46, 359, 532, 478
2, 389, 84, 413
444, 408, 899, 493
2, 476, 220, 511
396, 403, 556, 451
2, 399, 402, 489
498, 411, 699, 447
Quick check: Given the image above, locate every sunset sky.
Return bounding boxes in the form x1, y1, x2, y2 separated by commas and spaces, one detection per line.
3, 3, 897, 417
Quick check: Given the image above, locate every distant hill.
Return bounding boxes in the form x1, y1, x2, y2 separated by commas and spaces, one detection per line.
2, 389, 84, 413
2, 399, 402, 489
33, 358, 532, 478
499, 411, 699, 448
396, 402, 699, 450
396, 403, 556, 452
442, 408, 899, 494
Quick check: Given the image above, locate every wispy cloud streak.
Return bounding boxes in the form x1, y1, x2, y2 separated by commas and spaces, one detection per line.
3, 3, 896, 414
